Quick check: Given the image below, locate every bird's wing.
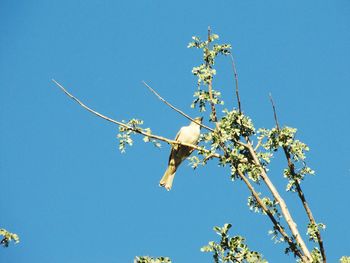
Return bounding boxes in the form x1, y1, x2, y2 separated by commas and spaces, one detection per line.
174, 127, 183, 141
168, 127, 184, 164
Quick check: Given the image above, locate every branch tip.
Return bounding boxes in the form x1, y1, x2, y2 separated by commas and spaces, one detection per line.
142, 81, 214, 132
268, 93, 280, 130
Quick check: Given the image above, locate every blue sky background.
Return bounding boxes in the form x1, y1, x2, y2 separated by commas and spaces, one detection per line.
1, 0, 349, 262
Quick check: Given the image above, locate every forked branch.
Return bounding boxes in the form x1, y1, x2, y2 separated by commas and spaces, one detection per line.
236, 170, 304, 260
246, 138, 312, 262
51, 79, 220, 158
227, 65, 311, 260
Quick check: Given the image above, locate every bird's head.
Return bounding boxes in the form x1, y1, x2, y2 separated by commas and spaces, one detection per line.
194, 117, 203, 124
191, 117, 203, 128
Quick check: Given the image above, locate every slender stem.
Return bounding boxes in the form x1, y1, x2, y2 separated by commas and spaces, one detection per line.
229, 54, 241, 113
142, 81, 214, 132
207, 26, 218, 123
269, 94, 280, 130
284, 149, 326, 262
269, 94, 326, 262
52, 79, 220, 158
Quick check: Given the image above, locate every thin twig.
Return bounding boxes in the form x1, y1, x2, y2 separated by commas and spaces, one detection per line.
207, 26, 218, 123
254, 138, 263, 152
269, 93, 280, 130
269, 94, 326, 262
52, 79, 220, 158
142, 81, 214, 132
228, 52, 247, 148
229, 54, 241, 113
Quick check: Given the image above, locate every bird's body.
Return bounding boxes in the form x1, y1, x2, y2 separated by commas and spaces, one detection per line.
159, 117, 202, 190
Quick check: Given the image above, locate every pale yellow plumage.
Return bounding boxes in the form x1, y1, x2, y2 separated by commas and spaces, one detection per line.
159, 117, 202, 190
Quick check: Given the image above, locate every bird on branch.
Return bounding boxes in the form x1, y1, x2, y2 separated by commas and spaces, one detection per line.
160, 117, 203, 190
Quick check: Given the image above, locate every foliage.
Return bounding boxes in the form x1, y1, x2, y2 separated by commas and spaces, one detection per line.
201, 224, 267, 263
340, 256, 350, 263
257, 127, 315, 192
112, 30, 328, 262
307, 223, 326, 243
188, 32, 230, 121
309, 248, 322, 263
117, 119, 161, 153
134, 256, 171, 263
0, 228, 19, 248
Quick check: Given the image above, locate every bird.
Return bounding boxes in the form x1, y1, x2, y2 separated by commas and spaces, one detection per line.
159, 117, 203, 190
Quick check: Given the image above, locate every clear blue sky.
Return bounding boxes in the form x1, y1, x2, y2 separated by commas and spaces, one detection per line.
1, 0, 349, 262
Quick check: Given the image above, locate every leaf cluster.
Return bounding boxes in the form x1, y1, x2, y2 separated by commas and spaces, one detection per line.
188, 33, 231, 121
248, 195, 281, 218
340, 256, 350, 263
306, 222, 326, 243
257, 127, 315, 191
134, 256, 171, 263
117, 119, 161, 153
0, 229, 19, 248
201, 224, 267, 263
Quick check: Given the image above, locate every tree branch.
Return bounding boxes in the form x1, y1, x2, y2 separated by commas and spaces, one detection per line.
269, 94, 326, 262
207, 26, 218, 123
246, 143, 312, 262
228, 50, 310, 260
269, 94, 280, 130
225, 47, 308, 260
142, 81, 215, 132
51, 79, 220, 158
214, 139, 304, 260
235, 170, 305, 261
229, 54, 241, 113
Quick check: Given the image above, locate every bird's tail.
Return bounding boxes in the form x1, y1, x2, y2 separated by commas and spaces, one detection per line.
159, 163, 177, 191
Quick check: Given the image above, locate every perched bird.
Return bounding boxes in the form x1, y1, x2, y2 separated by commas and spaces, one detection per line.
159, 117, 203, 190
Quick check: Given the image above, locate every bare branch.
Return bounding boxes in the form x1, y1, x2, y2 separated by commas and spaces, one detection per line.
269, 93, 280, 130
52, 79, 126, 127
269, 94, 326, 262
229, 54, 241, 113
142, 81, 214, 132
52, 79, 220, 158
